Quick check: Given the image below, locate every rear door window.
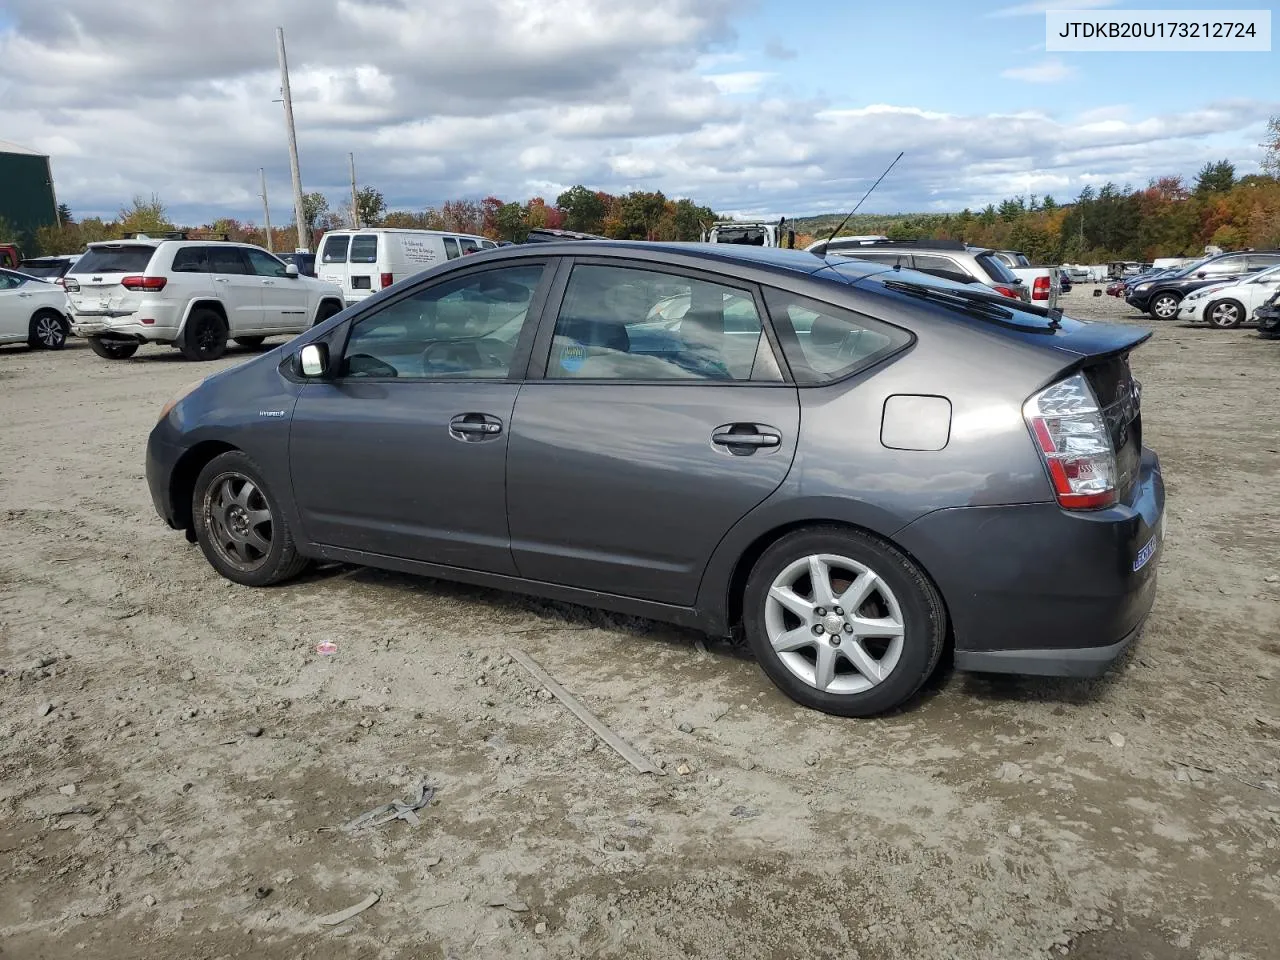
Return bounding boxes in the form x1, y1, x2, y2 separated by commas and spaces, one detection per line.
444, 238, 461, 259
0, 271, 26, 290
321, 234, 350, 264
71, 245, 156, 274
764, 288, 911, 385
171, 247, 210, 273
1247, 254, 1280, 272
1203, 256, 1246, 275
208, 247, 251, 275
846, 252, 905, 267
350, 235, 378, 264
546, 264, 774, 382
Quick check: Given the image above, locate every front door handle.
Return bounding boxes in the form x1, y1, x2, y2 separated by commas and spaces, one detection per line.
449, 413, 503, 442
712, 424, 782, 453
214, 277, 230, 284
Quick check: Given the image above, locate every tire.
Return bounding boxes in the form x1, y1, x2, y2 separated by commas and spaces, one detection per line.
28, 310, 67, 350
178, 308, 229, 361
312, 300, 343, 327
1206, 299, 1245, 329
87, 337, 139, 360
1148, 293, 1180, 321
191, 450, 310, 587
742, 526, 946, 717
234, 336, 267, 349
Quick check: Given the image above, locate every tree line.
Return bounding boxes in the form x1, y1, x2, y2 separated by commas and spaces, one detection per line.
20, 186, 720, 256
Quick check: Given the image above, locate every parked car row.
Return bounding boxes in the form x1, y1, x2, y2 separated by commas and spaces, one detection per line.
1126, 250, 1280, 322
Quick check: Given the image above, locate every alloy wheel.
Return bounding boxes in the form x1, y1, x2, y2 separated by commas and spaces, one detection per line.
1209, 303, 1241, 328
763, 553, 905, 695
35, 315, 65, 348
204, 472, 273, 571
1153, 296, 1178, 319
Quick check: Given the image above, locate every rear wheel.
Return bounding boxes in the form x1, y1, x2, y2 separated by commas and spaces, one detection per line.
1149, 293, 1180, 321
1206, 299, 1245, 329
742, 526, 946, 717
179, 308, 229, 361
233, 336, 267, 349
87, 337, 139, 360
28, 310, 67, 350
191, 451, 310, 587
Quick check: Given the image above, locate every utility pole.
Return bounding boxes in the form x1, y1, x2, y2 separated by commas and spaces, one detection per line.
276, 27, 308, 252
349, 153, 360, 229
259, 167, 274, 253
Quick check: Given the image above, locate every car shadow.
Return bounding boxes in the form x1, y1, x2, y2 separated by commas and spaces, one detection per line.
120, 344, 274, 364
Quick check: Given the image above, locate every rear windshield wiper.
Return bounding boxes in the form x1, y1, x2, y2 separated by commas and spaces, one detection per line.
881, 279, 1064, 331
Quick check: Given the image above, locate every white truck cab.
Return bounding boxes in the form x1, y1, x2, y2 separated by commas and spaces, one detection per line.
316, 228, 499, 303
702, 219, 796, 249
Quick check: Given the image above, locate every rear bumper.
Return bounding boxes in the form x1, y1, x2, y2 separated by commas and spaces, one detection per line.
894, 448, 1164, 678
71, 304, 181, 341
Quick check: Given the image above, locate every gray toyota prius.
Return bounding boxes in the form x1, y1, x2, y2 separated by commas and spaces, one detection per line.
146, 242, 1164, 716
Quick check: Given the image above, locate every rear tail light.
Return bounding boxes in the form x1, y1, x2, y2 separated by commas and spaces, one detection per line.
121, 276, 167, 291
64, 278, 80, 292
1032, 276, 1051, 300
1023, 372, 1117, 510
993, 285, 1020, 299
380, 272, 394, 289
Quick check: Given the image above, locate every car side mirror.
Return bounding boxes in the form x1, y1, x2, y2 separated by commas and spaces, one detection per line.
285, 263, 300, 278
1195, 271, 1206, 278
299, 343, 329, 377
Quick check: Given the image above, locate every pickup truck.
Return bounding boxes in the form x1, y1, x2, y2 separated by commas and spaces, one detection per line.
0, 243, 20, 269
992, 250, 1061, 306
702, 219, 797, 249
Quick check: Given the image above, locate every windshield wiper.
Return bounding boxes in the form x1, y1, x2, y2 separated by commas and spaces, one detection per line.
881, 279, 1064, 330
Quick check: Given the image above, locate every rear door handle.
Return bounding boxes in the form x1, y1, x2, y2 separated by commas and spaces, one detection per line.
214, 277, 229, 284
449, 413, 503, 442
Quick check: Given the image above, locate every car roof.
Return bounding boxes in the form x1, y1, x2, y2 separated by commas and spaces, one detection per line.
482, 239, 839, 277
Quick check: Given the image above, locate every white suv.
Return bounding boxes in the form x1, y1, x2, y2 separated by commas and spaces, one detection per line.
66, 236, 346, 361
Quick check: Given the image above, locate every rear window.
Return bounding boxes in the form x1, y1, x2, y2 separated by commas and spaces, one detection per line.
321, 235, 350, 264
350, 235, 378, 264
975, 252, 1019, 284
19, 260, 69, 278
71, 245, 155, 274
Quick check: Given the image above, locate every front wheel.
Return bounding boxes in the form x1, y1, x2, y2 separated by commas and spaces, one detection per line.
1206, 299, 1244, 329
191, 451, 310, 587
1149, 293, 1180, 321
742, 527, 946, 717
312, 301, 343, 327
28, 311, 68, 350
87, 337, 139, 360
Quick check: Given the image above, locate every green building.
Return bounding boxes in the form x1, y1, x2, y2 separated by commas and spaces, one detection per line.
0, 139, 58, 248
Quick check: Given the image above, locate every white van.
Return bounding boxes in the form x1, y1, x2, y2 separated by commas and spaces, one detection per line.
315, 228, 500, 302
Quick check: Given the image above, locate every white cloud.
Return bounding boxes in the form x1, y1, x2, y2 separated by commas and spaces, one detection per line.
988, 0, 1116, 17
0, 0, 1273, 224
1001, 58, 1075, 83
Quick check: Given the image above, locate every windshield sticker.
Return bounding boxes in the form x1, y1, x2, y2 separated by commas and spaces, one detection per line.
559, 342, 587, 373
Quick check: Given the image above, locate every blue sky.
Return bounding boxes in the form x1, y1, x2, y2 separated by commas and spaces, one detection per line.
0, 0, 1275, 223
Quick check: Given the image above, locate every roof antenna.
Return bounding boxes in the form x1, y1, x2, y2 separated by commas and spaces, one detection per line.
822, 151, 905, 248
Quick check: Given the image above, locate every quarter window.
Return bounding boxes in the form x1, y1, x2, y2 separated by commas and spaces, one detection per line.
321, 235, 350, 264
546, 264, 773, 382
764, 288, 911, 385
444, 238, 461, 259
244, 248, 290, 278
341, 265, 544, 380
171, 248, 209, 273
911, 255, 973, 284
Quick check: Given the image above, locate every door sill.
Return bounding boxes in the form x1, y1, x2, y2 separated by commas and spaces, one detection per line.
312, 543, 707, 632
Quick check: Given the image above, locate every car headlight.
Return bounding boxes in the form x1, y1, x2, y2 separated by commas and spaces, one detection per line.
158, 378, 205, 422
1133, 283, 1151, 291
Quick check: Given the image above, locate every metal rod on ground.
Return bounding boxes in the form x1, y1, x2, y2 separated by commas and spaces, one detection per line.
508, 648, 666, 776
276, 26, 308, 253
259, 167, 273, 253
349, 153, 360, 229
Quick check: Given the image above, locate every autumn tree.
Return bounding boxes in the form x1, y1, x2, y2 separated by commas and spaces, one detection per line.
301, 192, 329, 237
556, 185, 607, 234
354, 187, 386, 227
118, 194, 172, 234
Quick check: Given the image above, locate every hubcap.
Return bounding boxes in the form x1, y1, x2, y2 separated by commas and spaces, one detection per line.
37, 316, 62, 346
764, 554, 905, 695
1211, 304, 1237, 326
1154, 297, 1177, 318
204, 472, 273, 570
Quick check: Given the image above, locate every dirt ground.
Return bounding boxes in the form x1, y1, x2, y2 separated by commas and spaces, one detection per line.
1, 286, 1278, 960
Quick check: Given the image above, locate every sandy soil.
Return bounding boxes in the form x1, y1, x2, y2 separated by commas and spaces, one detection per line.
1, 287, 1278, 960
